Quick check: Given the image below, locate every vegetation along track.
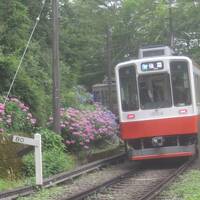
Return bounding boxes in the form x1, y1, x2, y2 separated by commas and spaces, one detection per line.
0, 152, 125, 200
58, 156, 196, 200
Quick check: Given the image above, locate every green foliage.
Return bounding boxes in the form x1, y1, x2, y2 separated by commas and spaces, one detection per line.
0, 133, 23, 179
0, 0, 51, 126
0, 55, 50, 126
43, 149, 74, 177
0, 179, 25, 191
17, 185, 65, 200
61, 86, 93, 109
0, 0, 200, 128
118, 0, 200, 63
36, 128, 65, 151
5, 102, 32, 133
21, 154, 34, 177
22, 128, 75, 177
0, 0, 30, 54
60, 0, 109, 88
164, 170, 200, 200
22, 149, 74, 178
0, 96, 36, 133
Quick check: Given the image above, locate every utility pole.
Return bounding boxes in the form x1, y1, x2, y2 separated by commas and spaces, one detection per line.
52, 0, 60, 134
106, 27, 113, 112
169, 0, 174, 48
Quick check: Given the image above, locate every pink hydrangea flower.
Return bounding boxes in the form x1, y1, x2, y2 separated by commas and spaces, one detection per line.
61, 124, 66, 128
66, 140, 71, 145
30, 118, 36, 124
48, 103, 119, 150
0, 104, 5, 114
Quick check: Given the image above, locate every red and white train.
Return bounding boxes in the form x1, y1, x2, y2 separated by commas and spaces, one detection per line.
115, 46, 200, 160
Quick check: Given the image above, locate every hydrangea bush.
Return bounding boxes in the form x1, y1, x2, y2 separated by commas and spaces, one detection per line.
48, 103, 119, 151
0, 97, 36, 133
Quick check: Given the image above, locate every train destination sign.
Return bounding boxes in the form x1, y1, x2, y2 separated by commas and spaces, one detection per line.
141, 61, 164, 71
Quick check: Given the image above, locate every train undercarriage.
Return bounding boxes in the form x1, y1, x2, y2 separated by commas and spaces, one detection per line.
126, 134, 197, 160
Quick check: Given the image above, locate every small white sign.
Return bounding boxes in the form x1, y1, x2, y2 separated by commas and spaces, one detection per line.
13, 135, 38, 146
12, 134, 43, 186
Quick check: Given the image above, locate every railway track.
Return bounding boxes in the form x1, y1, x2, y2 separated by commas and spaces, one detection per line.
58, 156, 195, 200
0, 152, 125, 200
1, 154, 195, 200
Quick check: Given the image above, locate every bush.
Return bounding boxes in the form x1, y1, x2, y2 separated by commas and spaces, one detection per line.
22, 128, 75, 177
61, 86, 93, 109
0, 56, 50, 126
0, 134, 23, 179
48, 103, 119, 151
22, 149, 74, 178
0, 96, 36, 133
36, 128, 65, 152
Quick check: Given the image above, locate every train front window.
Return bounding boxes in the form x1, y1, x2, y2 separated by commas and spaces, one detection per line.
170, 61, 191, 106
138, 73, 172, 109
119, 66, 139, 111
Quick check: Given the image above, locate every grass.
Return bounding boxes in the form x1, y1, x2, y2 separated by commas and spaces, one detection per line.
0, 177, 34, 191
17, 186, 65, 200
75, 139, 121, 164
90, 140, 120, 154
0, 143, 120, 197
0, 152, 76, 192
16, 143, 121, 200
163, 170, 200, 200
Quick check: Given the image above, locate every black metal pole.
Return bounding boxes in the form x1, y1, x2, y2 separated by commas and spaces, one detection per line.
106, 27, 113, 112
169, 0, 174, 48
52, 0, 60, 134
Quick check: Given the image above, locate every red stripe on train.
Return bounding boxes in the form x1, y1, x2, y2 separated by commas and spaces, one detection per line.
120, 116, 198, 139
131, 152, 193, 161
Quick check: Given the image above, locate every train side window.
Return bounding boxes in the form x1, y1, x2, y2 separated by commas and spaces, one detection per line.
170, 61, 191, 107
195, 75, 200, 104
93, 91, 100, 102
119, 66, 139, 111
194, 75, 197, 104
194, 75, 198, 104
198, 76, 200, 104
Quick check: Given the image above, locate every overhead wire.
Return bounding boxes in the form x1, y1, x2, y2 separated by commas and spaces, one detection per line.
3, 0, 47, 105
4, 0, 195, 105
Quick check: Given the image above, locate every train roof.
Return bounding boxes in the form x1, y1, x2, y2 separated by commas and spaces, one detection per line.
138, 46, 173, 58
116, 55, 192, 68
92, 83, 115, 88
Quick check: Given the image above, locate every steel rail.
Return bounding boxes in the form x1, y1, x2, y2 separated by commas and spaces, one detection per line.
60, 169, 137, 200
61, 156, 195, 200
0, 152, 125, 200
138, 156, 196, 200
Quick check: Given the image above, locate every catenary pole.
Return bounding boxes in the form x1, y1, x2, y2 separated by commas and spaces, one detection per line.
169, 0, 174, 48
52, 0, 61, 134
106, 27, 113, 112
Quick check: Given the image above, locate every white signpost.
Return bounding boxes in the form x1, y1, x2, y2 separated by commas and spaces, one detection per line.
13, 133, 43, 186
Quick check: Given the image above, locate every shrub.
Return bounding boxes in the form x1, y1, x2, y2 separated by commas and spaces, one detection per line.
0, 56, 51, 126
48, 103, 119, 151
61, 86, 93, 109
22, 149, 74, 178
0, 96, 36, 133
36, 128, 65, 152
22, 128, 75, 177
0, 133, 23, 179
